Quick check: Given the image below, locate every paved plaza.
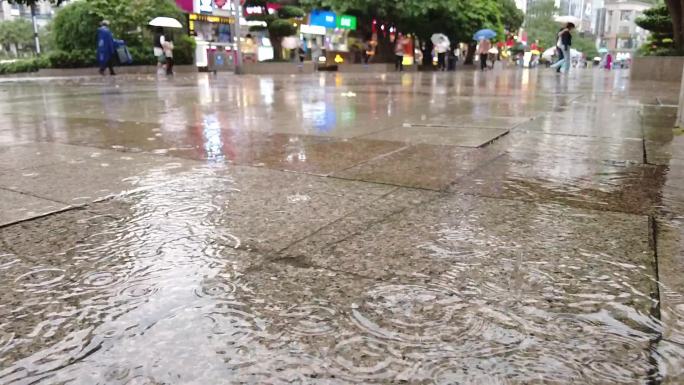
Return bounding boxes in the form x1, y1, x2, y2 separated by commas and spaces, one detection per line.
0, 69, 683, 384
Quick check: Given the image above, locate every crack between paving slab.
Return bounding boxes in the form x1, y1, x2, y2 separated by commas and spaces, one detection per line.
648, 215, 664, 385
0, 204, 88, 230
274, 186, 443, 261
0, 186, 66, 205
333, 145, 412, 175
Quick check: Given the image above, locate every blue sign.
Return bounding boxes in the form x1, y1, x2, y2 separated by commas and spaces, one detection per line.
310, 10, 336, 29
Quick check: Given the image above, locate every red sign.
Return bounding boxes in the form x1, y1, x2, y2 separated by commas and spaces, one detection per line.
215, 0, 227, 8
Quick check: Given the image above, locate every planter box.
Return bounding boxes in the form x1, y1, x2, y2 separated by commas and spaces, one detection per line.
35, 65, 198, 77
241, 62, 314, 75
631, 56, 684, 82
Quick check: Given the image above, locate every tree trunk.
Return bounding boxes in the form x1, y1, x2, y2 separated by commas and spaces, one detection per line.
272, 38, 283, 61
665, 0, 684, 50
465, 42, 476, 65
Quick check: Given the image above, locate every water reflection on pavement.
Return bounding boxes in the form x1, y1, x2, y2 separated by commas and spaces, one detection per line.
0, 69, 683, 384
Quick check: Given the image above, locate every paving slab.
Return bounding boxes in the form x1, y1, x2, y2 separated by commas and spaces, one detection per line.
279, 194, 659, 383
451, 152, 666, 215
96, 164, 397, 253
360, 125, 509, 147
0, 150, 194, 205
655, 218, 684, 384
519, 109, 644, 139
490, 132, 645, 163
170, 134, 406, 176
0, 189, 68, 226
0, 142, 107, 171
334, 144, 501, 190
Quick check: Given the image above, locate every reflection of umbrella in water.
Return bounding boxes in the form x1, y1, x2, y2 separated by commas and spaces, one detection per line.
473, 29, 496, 41
149, 17, 183, 28
282, 36, 299, 49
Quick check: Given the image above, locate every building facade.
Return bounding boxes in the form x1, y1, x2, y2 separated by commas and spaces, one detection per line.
600, 0, 651, 51
0, 0, 56, 27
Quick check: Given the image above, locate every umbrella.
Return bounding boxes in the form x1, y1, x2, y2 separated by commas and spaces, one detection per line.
554, 15, 580, 26
431, 33, 450, 47
149, 17, 182, 29
542, 47, 557, 60
598, 47, 609, 54
282, 36, 299, 50
473, 29, 496, 41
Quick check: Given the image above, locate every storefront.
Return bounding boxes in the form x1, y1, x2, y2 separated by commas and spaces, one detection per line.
179, 0, 275, 69
302, 10, 358, 64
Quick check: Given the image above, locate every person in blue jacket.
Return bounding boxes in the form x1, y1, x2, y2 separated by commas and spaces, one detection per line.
97, 20, 116, 76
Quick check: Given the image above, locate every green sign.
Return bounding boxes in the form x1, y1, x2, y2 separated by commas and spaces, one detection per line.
337, 15, 357, 30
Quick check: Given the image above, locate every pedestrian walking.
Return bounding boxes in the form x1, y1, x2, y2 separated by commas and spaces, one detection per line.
163, 36, 174, 75
153, 27, 166, 74
97, 20, 116, 76
604, 52, 613, 70
394, 34, 405, 72
477, 38, 491, 71
550, 23, 574, 74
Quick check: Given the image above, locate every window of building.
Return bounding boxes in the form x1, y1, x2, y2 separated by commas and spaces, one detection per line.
620, 10, 632, 21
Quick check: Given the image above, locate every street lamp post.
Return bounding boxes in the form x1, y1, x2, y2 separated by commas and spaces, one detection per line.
233, 0, 243, 74
30, 3, 40, 55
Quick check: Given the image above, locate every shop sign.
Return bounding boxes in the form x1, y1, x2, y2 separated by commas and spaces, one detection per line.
300, 24, 326, 35
196, 0, 213, 13
337, 14, 357, 30
189, 13, 235, 24
310, 10, 336, 29
244, 5, 265, 16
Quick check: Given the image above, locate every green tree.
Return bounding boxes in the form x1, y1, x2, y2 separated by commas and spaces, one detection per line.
245, 1, 305, 61
49, 0, 194, 66
500, 0, 524, 33
0, 19, 35, 57
524, 0, 559, 50
299, 0, 506, 65
636, 3, 677, 55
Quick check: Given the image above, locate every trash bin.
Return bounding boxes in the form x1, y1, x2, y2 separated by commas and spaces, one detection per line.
206, 48, 233, 73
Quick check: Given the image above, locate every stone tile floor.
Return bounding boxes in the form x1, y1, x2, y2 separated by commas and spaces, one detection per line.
0, 69, 683, 384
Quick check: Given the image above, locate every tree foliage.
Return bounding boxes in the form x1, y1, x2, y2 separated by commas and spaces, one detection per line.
0, 19, 35, 56
500, 0, 524, 33
524, 0, 558, 50
49, 0, 194, 66
636, 3, 673, 34
636, 3, 678, 55
299, 0, 506, 43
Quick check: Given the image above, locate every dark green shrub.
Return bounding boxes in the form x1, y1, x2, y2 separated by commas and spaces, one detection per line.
46, 49, 97, 68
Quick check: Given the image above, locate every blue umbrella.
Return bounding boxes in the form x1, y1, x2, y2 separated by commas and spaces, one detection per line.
598, 47, 609, 54
473, 29, 496, 41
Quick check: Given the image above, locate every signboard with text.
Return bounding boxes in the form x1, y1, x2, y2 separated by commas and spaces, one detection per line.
337, 15, 357, 30
310, 10, 336, 29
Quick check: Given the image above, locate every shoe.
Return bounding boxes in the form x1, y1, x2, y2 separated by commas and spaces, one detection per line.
99, 69, 105, 76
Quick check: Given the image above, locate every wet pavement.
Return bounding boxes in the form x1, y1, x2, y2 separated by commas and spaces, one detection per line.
0, 69, 683, 384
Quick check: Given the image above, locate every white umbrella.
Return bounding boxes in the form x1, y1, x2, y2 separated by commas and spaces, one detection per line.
431, 33, 450, 47
431, 34, 450, 53
282, 36, 299, 50
149, 17, 183, 29
542, 47, 557, 60
554, 15, 580, 26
